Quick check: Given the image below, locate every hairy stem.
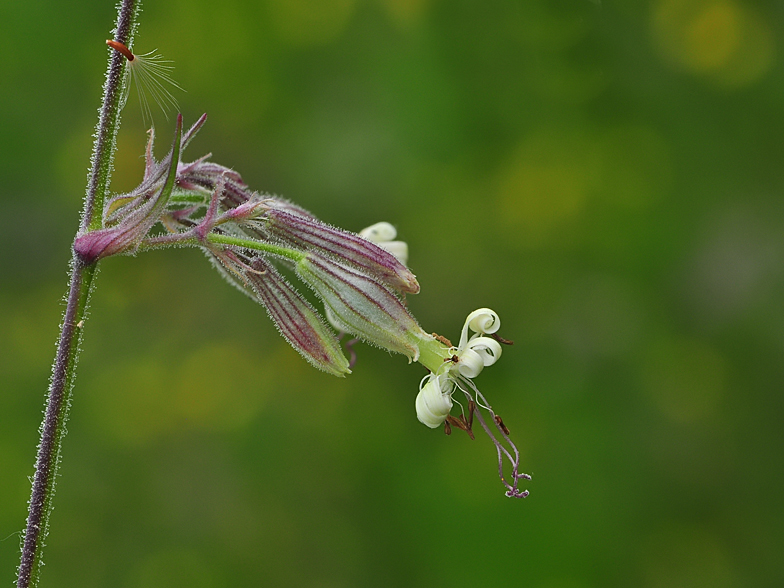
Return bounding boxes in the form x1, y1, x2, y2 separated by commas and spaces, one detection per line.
208, 233, 305, 260
140, 231, 305, 261
83, 0, 140, 232
16, 2, 140, 587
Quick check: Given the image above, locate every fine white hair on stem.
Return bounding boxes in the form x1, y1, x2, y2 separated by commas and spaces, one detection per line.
107, 40, 184, 126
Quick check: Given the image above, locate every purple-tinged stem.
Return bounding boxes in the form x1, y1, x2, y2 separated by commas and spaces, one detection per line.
83, 0, 139, 232
456, 377, 531, 499
17, 2, 140, 587
16, 260, 96, 588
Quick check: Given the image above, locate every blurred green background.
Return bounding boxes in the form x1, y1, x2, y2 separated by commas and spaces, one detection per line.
2, 0, 783, 586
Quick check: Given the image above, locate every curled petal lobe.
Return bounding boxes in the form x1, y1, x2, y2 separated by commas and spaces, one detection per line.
459, 308, 501, 349
467, 308, 500, 335
456, 348, 485, 379
416, 374, 454, 428
464, 336, 502, 366
456, 337, 501, 378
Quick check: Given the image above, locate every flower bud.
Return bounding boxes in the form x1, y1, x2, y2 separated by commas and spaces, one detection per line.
177, 161, 251, 209
262, 209, 419, 295
263, 198, 317, 220
239, 256, 351, 377
73, 223, 147, 263
359, 222, 409, 266
204, 247, 350, 377
75, 115, 183, 262
294, 253, 424, 360
375, 240, 408, 266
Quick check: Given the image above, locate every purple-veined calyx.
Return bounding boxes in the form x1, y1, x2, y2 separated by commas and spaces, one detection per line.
74, 115, 530, 498
260, 210, 418, 295
359, 222, 409, 266
293, 252, 423, 360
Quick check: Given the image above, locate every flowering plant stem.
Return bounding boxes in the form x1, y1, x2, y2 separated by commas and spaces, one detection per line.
142, 232, 305, 260
16, 1, 140, 587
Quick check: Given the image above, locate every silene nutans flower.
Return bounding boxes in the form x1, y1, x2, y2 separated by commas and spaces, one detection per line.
415, 309, 531, 498
73, 113, 530, 498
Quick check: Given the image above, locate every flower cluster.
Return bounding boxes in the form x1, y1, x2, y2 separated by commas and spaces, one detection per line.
73, 117, 530, 497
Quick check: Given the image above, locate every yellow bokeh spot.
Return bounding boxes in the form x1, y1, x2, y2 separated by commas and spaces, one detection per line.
642, 337, 725, 424
652, 0, 774, 87
380, 0, 431, 28
496, 129, 598, 247
641, 524, 735, 588
687, 1, 740, 71
89, 341, 274, 446
172, 342, 270, 431
495, 124, 672, 248
267, 0, 357, 46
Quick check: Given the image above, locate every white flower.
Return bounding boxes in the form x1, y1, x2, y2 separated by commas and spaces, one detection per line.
414, 308, 503, 426
455, 308, 503, 378
414, 308, 531, 498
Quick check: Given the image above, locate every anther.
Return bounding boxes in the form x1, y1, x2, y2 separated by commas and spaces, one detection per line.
446, 415, 474, 440
490, 333, 514, 345
433, 333, 453, 347
494, 414, 510, 436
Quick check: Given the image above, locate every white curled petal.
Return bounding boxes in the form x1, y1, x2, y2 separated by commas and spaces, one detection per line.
415, 375, 454, 428
467, 308, 500, 335
459, 308, 501, 349
466, 336, 502, 367
360, 222, 397, 242
457, 348, 485, 378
